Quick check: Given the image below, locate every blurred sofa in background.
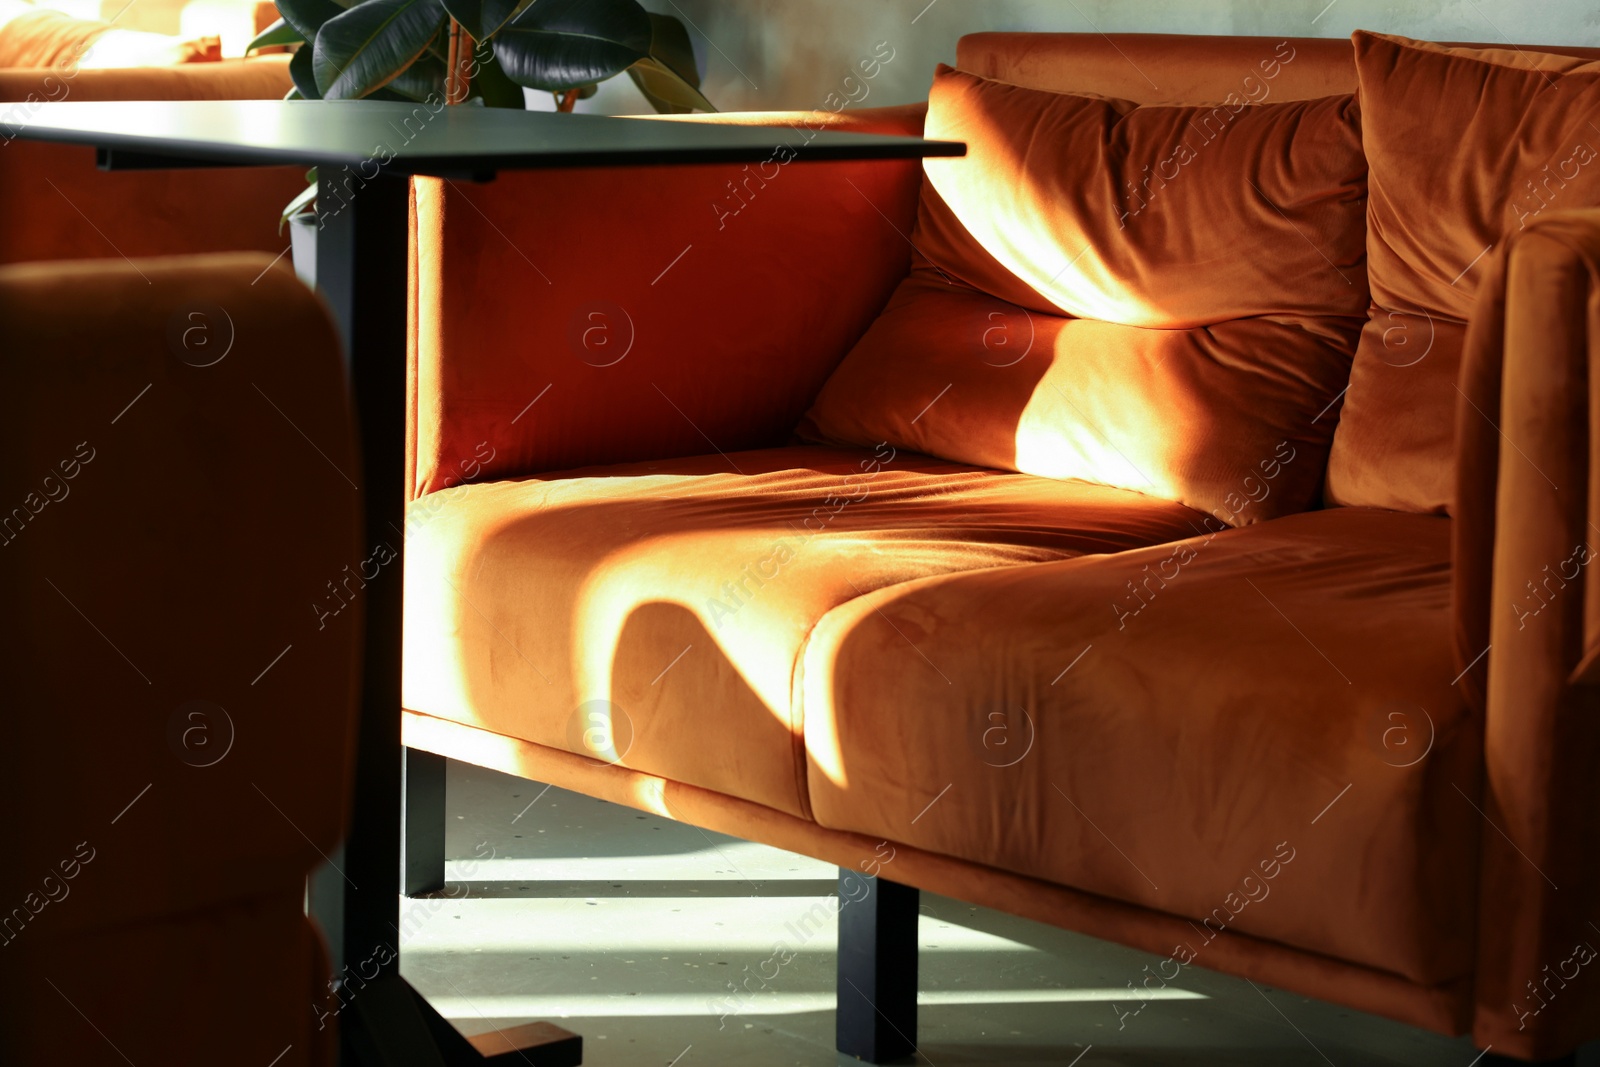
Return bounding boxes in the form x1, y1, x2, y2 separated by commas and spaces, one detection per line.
0, 3, 302, 265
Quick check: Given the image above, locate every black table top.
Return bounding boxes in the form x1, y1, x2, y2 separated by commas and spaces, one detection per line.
8, 99, 963, 175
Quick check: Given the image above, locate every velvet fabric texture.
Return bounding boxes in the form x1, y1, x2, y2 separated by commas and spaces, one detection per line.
408, 104, 930, 497
805, 507, 1474, 987
0, 892, 336, 1066
0, 255, 360, 1065
956, 33, 1358, 105
1453, 211, 1600, 1059
0, 58, 303, 265
401, 29, 1600, 1060
799, 67, 1366, 523
401, 445, 1209, 817
910, 65, 1368, 327
1327, 31, 1600, 513
798, 268, 1358, 525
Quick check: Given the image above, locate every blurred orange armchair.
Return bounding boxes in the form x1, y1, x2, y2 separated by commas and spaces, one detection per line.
0, 252, 361, 1066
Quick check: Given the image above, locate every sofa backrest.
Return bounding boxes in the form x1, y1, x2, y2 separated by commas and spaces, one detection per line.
0, 54, 291, 103
797, 49, 1371, 525
957, 33, 1356, 104
951, 32, 1600, 520
956, 32, 1600, 103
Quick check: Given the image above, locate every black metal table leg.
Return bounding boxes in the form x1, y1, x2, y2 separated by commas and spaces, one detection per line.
311, 169, 580, 1067
837, 869, 919, 1064
403, 747, 448, 897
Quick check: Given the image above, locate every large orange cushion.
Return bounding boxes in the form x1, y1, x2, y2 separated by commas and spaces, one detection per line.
1327, 31, 1600, 512
804, 506, 1478, 988
910, 65, 1369, 328
801, 66, 1366, 524
799, 269, 1357, 524
402, 446, 1211, 818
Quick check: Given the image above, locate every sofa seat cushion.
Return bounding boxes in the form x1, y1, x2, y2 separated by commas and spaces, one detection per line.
802, 506, 1479, 985
403, 445, 1212, 818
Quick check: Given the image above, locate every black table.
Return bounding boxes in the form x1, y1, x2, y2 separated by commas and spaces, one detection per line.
9, 98, 961, 1066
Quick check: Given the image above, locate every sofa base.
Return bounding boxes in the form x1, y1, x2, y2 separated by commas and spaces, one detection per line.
401, 735, 924, 1063
400, 710, 1474, 1043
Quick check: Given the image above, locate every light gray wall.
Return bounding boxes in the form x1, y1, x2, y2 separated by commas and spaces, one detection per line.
588, 0, 1600, 114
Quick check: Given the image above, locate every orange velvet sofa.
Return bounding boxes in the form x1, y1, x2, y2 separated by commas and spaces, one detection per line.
0, 43, 303, 264
396, 31, 1600, 1064
0, 253, 360, 1065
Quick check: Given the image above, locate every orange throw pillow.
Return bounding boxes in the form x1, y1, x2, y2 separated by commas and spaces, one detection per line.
912, 64, 1369, 328
800, 66, 1368, 525
1326, 31, 1600, 512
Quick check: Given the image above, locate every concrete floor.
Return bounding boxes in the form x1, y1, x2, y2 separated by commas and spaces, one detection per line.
400, 759, 1487, 1067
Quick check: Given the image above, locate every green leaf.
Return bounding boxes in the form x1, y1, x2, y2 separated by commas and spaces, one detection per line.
479, 0, 537, 40
647, 13, 698, 87
280, 179, 319, 233
435, 0, 543, 46
626, 15, 710, 113
275, 0, 348, 43
437, 0, 483, 36
313, 0, 449, 100
467, 42, 525, 107
247, 17, 305, 52
284, 84, 305, 100
627, 56, 712, 114
443, 0, 566, 44
493, 0, 651, 92
289, 41, 323, 98
383, 53, 447, 101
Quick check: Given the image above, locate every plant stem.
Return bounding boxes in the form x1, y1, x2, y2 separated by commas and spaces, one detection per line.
444, 20, 459, 103
556, 88, 579, 112
445, 20, 473, 105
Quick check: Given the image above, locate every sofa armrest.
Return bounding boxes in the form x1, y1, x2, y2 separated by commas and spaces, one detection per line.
0, 253, 361, 944
408, 103, 927, 498
1454, 210, 1600, 1058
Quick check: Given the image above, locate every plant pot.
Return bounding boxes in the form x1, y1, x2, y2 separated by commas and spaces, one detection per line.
288, 212, 317, 289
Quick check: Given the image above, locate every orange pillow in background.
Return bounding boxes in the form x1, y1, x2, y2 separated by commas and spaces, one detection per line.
0, 8, 221, 69
800, 64, 1368, 525
913, 64, 1370, 327
1326, 30, 1600, 513
797, 269, 1358, 525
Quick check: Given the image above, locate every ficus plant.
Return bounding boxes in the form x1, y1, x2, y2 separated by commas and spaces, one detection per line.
250, 0, 710, 111
249, 0, 714, 226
